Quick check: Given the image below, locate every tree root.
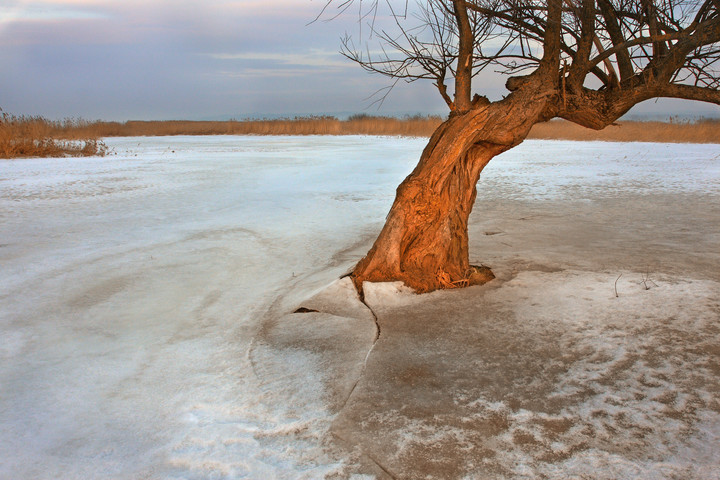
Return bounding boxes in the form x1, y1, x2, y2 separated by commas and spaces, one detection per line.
436, 264, 495, 289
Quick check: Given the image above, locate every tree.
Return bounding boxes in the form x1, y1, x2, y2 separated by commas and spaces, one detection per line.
321, 0, 720, 293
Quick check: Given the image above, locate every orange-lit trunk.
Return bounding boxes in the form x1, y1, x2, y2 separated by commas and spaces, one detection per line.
352, 99, 544, 292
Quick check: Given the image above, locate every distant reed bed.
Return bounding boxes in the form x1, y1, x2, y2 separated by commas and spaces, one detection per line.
73, 114, 443, 137
528, 117, 720, 143
79, 115, 720, 143
2, 110, 718, 159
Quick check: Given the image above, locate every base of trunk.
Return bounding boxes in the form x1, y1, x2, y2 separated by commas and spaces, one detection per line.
351, 264, 494, 295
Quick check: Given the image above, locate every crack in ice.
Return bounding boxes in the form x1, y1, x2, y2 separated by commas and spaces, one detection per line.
339, 282, 381, 410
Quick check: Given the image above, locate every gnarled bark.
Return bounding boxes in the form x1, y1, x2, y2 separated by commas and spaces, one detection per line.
352, 97, 548, 293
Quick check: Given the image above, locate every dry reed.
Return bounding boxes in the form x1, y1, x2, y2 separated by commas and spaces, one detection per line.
0, 111, 108, 159
69, 114, 443, 138
528, 118, 720, 143
85, 115, 720, 143
2, 110, 719, 160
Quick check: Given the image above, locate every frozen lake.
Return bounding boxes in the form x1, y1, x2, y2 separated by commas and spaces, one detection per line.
1, 136, 719, 478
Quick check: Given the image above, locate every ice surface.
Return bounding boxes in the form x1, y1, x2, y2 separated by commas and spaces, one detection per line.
340, 272, 720, 479
481, 140, 720, 200
1, 136, 718, 479
1, 136, 423, 479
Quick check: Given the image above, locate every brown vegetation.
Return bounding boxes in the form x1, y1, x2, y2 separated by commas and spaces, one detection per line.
84, 115, 720, 143
8, 112, 720, 145
59, 114, 444, 138
528, 117, 720, 143
68, 115, 720, 143
2, 110, 718, 160
0, 111, 108, 159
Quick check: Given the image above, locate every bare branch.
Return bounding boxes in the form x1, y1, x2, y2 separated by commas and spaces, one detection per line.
658, 82, 720, 103
320, 0, 720, 120
566, 0, 597, 86
539, 0, 564, 77
597, 0, 636, 80
453, 0, 475, 112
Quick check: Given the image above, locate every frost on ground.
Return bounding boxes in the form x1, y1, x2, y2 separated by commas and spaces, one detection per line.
1, 136, 718, 479
334, 273, 720, 479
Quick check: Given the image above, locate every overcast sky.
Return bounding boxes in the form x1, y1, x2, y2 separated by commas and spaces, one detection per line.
1, 0, 718, 120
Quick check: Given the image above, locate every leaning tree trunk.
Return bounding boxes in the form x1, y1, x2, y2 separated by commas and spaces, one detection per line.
352, 97, 547, 293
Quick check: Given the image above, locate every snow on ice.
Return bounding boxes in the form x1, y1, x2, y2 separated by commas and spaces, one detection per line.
1, 136, 718, 479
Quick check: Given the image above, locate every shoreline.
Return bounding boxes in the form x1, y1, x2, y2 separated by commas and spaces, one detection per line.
84, 117, 720, 144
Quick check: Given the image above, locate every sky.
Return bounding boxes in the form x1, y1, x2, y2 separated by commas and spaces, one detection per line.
1, 0, 718, 121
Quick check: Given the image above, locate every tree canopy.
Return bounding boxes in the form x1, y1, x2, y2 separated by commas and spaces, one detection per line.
329, 0, 720, 125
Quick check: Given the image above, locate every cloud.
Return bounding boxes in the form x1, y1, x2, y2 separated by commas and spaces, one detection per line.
0, 1, 455, 119
208, 50, 352, 69
0, 1, 110, 23
0, 8, 106, 22
213, 68, 323, 78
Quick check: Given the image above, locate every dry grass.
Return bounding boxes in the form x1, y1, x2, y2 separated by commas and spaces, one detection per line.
528, 117, 720, 143
0, 111, 108, 159
2, 110, 718, 159
90, 115, 720, 143
69, 114, 443, 138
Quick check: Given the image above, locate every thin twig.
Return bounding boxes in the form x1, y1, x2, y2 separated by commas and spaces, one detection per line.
641, 268, 659, 290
